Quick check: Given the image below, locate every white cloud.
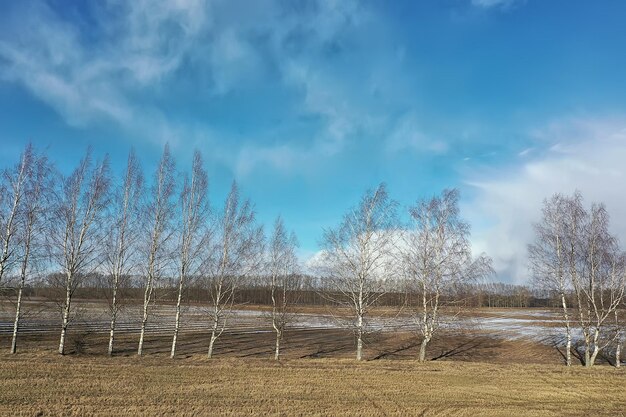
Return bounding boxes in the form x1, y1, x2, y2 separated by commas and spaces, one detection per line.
471, 0, 523, 9
385, 113, 450, 155
464, 116, 626, 284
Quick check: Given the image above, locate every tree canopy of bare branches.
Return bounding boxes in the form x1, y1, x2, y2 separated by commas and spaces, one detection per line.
319, 183, 398, 361
0, 145, 32, 286
267, 216, 300, 360
50, 149, 111, 355
105, 149, 144, 356
530, 192, 626, 367
10, 145, 54, 354
138, 144, 176, 356
170, 150, 210, 358
203, 181, 263, 358
401, 189, 493, 362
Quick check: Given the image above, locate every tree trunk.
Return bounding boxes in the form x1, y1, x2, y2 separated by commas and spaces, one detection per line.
59, 276, 72, 355
138, 278, 152, 356
208, 331, 217, 359
10, 284, 24, 354
274, 329, 281, 361
616, 339, 621, 368
11, 247, 30, 354
108, 283, 118, 356
138, 311, 148, 356
208, 313, 219, 359
588, 331, 600, 367
170, 274, 185, 359
419, 337, 430, 362
560, 293, 571, 367
356, 313, 363, 361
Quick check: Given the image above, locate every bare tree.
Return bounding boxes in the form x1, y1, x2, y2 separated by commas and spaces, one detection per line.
203, 182, 263, 358
570, 203, 626, 367
531, 192, 626, 367
319, 183, 398, 361
51, 150, 111, 355
401, 189, 492, 362
10, 146, 53, 353
528, 193, 574, 366
105, 150, 143, 356
138, 144, 176, 356
267, 216, 300, 360
170, 150, 209, 359
0, 145, 31, 286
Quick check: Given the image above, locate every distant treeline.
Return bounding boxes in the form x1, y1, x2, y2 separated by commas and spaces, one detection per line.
3, 273, 552, 308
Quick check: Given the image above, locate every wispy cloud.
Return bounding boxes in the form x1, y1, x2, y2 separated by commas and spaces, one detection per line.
0, 0, 394, 165
385, 113, 450, 155
471, 0, 525, 10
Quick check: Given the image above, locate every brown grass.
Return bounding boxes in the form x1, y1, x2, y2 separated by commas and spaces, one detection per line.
1, 352, 625, 416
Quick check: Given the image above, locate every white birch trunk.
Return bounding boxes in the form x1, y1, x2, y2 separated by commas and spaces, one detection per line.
274, 330, 282, 361
419, 337, 430, 362
107, 283, 118, 356
10, 281, 24, 354
560, 293, 572, 366
11, 235, 31, 354
208, 316, 219, 359
588, 330, 600, 366
356, 313, 363, 361
138, 277, 153, 356
59, 274, 73, 355
170, 273, 185, 358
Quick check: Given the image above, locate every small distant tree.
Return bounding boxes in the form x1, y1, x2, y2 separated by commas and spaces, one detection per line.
170, 150, 209, 359
138, 144, 176, 356
267, 216, 300, 360
105, 150, 143, 356
203, 182, 263, 358
319, 183, 398, 361
10, 146, 54, 353
51, 150, 111, 355
401, 189, 492, 362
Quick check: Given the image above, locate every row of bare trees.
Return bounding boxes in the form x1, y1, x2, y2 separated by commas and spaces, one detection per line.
1, 145, 495, 362
529, 192, 626, 367
0, 144, 300, 360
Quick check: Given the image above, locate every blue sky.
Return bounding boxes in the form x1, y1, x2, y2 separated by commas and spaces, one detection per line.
2, 0, 626, 283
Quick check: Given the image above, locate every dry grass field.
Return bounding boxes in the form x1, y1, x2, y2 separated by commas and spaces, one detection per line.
1, 352, 625, 416
1, 304, 624, 416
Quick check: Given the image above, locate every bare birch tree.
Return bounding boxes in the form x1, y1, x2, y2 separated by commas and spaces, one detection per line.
267, 216, 300, 360
0, 144, 32, 286
570, 203, 626, 367
170, 150, 209, 358
531, 192, 626, 367
51, 150, 111, 355
10, 147, 53, 353
319, 183, 398, 361
138, 144, 176, 356
203, 182, 263, 358
528, 193, 574, 366
401, 189, 492, 362
105, 150, 143, 356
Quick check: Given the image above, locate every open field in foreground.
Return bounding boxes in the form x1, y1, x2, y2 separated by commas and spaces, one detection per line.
0, 353, 625, 416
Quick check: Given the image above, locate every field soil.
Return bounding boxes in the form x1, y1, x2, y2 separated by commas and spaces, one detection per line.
1, 353, 625, 416
1, 302, 624, 416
